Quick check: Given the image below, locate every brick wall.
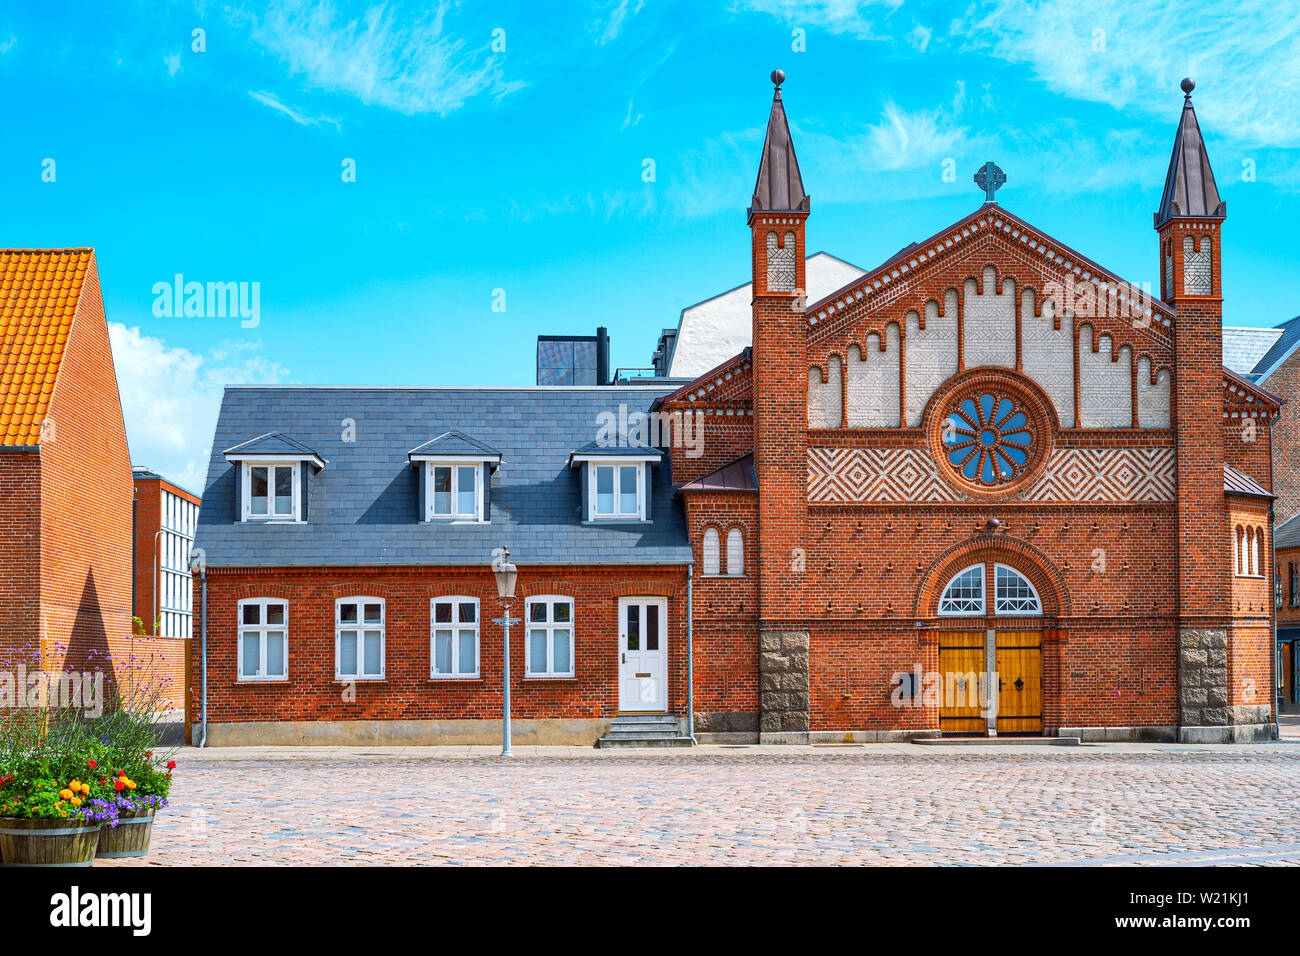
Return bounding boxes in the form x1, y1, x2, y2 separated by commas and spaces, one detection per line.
192, 564, 693, 724
0, 450, 40, 661
1264, 348, 1300, 523
36, 255, 136, 698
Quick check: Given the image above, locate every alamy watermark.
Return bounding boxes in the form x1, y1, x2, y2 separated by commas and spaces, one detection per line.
152, 274, 260, 328
595, 404, 704, 459
0, 665, 105, 717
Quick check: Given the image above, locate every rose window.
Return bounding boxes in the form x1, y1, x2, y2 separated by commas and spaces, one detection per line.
942, 392, 1036, 486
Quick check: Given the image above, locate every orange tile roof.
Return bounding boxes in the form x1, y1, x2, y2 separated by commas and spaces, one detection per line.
0, 249, 94, 445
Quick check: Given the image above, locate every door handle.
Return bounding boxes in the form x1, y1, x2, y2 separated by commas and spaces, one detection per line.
998, 678, 1005, 691
621, 653, 626, 663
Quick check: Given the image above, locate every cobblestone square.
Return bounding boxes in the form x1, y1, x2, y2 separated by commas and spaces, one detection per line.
102, 741, 1300, 866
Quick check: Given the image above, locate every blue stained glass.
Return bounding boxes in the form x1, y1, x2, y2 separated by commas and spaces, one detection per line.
943, 391, 1035, 486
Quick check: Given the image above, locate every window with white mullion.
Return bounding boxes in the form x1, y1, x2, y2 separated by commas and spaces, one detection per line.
590, 461, 642, 520
525, 596, 574, 677
336, 598, 385, 680
243, 462, 299, 521
431, 597, 480, 678
937, 565, 985, 616
427, 462, 482, 520
237, 598, 288, 681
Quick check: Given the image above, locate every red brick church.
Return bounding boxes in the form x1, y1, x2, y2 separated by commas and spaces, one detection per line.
191, 74, 1278, 746
662, 72, 1278, 744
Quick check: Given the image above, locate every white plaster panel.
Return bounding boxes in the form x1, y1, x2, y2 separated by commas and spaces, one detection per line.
1136, 356, 1171, 428
1079, 326, 1132, 427
904, 289, 959, 426
962, 267, 1016, 370
808, 354, 842, 428
1020, 288, 1074, 427
846, 324, 900, 427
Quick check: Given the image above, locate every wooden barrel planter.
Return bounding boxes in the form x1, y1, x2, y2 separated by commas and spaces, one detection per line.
95, 811, 155, 859
0, 817, 101, 867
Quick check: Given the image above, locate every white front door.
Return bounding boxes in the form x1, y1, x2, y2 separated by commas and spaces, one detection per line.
618, 597, 668, 712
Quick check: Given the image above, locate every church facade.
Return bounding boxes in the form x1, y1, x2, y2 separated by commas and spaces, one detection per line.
190, 74, 1279, 746
665, 72, 1279, 743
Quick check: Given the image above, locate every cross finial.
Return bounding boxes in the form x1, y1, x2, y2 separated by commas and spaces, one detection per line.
974, 161, 1006, 203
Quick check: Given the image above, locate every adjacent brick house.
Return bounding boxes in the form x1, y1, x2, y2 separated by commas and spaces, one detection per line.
131, 466, 200, 713
0, 248, 135, 697
192, 75, 1280, 745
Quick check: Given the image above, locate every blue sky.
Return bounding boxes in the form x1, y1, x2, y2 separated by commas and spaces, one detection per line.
3, 0, 1298, 490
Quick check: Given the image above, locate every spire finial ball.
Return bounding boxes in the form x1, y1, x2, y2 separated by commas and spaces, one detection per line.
771, 69, 785, 87
1181, 77, 1195, 95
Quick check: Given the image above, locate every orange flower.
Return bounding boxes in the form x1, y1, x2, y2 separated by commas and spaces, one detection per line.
58, 789, 73, 800
70, 796, 82, 808
69, 779, 81, 791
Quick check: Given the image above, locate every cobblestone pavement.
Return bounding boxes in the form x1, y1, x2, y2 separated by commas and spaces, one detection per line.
103, 742, 1300, 866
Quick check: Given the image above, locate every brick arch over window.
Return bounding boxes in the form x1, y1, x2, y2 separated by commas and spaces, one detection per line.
914, 533, 1068, 619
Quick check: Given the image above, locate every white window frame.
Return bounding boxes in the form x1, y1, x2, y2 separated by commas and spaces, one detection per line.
937, 564, 986, 616
702, 527, 721, 575
241, 461, 301, 522
725, 527, 744, 576
334, 597, 386, 680
525, 595, 575, 678
424, 460, 485, 522
588, 460, 645, 521
237, 598, 288, 681
993, 563, 1043, 615
431, 596, 481, 679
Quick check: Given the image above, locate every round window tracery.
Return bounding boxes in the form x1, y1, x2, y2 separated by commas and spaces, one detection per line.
942, 391, 1036, 486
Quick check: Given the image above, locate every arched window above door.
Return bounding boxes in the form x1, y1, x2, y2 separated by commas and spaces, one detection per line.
938, 562, 1043, 616
938, 564, 984, 615
994, 564, 1042, 614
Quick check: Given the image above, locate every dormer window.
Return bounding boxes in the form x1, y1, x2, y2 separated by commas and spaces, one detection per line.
425, 461, 484, 521
245, 462, 299, 521
408, 431, 503, 525
569, 443, 662, 524
591, 461, 643, 520
223, 433, 326, 524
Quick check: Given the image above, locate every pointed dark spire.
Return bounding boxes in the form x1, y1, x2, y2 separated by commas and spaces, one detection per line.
1155, 78, 1225, 227
751, 69, 810, 214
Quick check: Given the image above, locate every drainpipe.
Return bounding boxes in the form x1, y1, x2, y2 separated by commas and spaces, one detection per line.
687, 563, 697, 744
198, 565, 208, 748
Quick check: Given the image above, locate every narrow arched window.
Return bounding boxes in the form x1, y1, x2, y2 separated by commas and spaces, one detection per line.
726, 528, 744, 576
1252, 526, 1262, 576
1236, 526, 1245, 575
702, 527, 721, 575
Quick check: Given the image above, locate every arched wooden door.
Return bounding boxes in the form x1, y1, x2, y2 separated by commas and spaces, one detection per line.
936, 563, 1045, 737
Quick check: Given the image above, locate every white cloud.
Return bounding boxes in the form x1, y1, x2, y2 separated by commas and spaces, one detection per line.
591, 0, 646, 45
110, 323, 290, 494
163, 51, 181, 77
0, 33, 17, 54
951, 0, 1300, 147
908, 22, 932, 52
731, 0, 901, 41
241, 0, 524, 116
621, 98, 643, 130
248, 89, 341, 129
859, 99, 970, 171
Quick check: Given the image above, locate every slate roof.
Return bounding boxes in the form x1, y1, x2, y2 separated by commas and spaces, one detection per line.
1246, 315, 1300, 384
407, 430, 502, 460
569, 440, 663, 459
1276, 513, 1300, 551
0, 249, 95, 445
223, 431, 325, 461
195, 386, 691, 568
678, 454, 757, 494
1224, 465, 1272, 499
1222, 326, 1284, 379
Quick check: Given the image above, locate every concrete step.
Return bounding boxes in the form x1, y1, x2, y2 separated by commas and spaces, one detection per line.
606, 722, 681, 735
596, 735, 694, 749
913, 736, 1081, 747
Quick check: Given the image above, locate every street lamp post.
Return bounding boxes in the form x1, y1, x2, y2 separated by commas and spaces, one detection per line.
491, 547, 519, 757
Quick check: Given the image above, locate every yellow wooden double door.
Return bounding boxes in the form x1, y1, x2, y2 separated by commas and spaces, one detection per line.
938, 631, 1043, 736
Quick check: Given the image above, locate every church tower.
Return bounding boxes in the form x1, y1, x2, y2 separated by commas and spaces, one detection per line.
749, 70, 812, 740
1157, 79, 1235, 735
